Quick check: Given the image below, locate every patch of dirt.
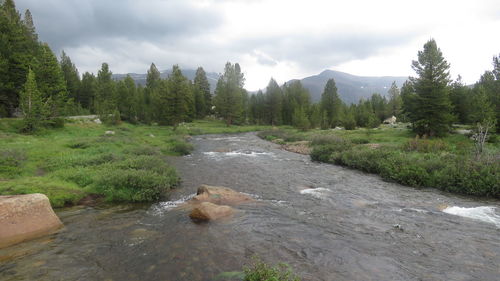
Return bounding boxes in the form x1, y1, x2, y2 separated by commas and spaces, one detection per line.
77, 194, 104, 206
365, 143, 381, 149
282, 141, 311, 155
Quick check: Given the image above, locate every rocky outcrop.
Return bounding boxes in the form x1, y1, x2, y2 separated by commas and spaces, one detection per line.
0, 194, 63, 249
189, 202, 234, 221
191, 185, 253, 206
383, 116, 397, 125
185, 185, 253, 222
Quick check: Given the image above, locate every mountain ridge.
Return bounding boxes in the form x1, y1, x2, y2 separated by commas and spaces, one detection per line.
113, 69, 408, 104
287, 69, 408, 103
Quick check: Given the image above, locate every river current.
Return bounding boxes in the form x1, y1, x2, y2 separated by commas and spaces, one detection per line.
1, 133, 499, 281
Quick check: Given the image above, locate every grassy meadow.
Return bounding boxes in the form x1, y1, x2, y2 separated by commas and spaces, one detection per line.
0, 118, 270, 207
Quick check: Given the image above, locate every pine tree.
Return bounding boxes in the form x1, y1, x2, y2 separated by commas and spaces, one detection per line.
292, 106, 310, 131
387, 81, 402, 119
308, 104, 322, 129
214, 62, 244, 126
320, 78, 342, 128
96, 63, 118, 124
0, 0, 36, 116
165, 65, 191, 129
355, 99, 379, 128
370, 93, 389, 122
265, 78, 283, 125
410, 39, 453, 137
146, 63, 161, 122
343, 107, 357, 130
469, 86, 496, 124
19, 68, 45, 132
22, 9, 37, 42
476, 55, 500, 132
449, 76, 471, 124
0, 51, 8, 117
400, 80, 417, 123
193, 67, 211, 118
282, 80, 311, 126
33, 43, 68, 116
60, 51, 81, 102
79, 72, 96, 111
116, 75, 137, 122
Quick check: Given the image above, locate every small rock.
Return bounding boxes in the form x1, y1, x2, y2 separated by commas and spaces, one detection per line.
189, 202, 234, 221
94, 118, 102, 124
393, 224, 404, 231
105, 130, 115, 135
149, 134, 155, 138
190, 185, 253, 205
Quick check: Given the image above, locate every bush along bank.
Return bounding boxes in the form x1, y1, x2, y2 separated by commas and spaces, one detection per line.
260, 129, 499, 198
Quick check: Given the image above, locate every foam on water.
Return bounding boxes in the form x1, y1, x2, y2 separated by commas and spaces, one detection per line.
149, 193, 196, 215
299, 187, 331, 199
442, 206, 500, 228
203, 150, 274, 160
210, 137, 243, 141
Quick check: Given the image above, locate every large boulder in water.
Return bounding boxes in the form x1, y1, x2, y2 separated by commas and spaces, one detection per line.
189, 202, 234, 221
0, 194, 63, 249
191, 185, 253, 206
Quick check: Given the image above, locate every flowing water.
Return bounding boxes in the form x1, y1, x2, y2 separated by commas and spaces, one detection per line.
1, 133, 499, 281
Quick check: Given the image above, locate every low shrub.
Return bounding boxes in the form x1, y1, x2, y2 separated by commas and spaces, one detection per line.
258, 129, 303, 142
487, 134, 498, 144
67, 141, 92, 149
42, 117, 65, 129
311, 143, 499, 197
351, 138, 370, 144
125, 145, 159, 156
171, 140, 194, 155
310, 141, 353, 162
0, 149, 27, 178
91, 161, 178, 202
310, 134, 346, 146
244, 258, 300, 281
403, 136, 449, 153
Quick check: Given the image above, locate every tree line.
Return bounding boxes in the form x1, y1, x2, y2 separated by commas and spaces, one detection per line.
1, 0, 498, 136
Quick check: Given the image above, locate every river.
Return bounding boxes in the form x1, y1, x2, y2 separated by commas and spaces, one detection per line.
1, 133, 499, 281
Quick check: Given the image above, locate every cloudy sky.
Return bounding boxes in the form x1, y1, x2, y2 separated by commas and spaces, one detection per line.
15, 0, 500, 90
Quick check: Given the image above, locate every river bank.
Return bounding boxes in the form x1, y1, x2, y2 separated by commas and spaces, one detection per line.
258, 126, 500, 198
0, 119, 271, 207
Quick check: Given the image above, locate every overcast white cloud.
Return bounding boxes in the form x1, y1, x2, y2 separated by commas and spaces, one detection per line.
15, 0, 500, 90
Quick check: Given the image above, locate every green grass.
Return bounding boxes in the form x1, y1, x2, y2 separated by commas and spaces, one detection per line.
0, 119, 271, 207
243, 258, 301, 281
178, 119, 273, 135
259, 125, 500, 198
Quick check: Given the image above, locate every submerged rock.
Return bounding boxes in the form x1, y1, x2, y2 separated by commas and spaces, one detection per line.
189, 202, 234, 221
0, 194, 63, 249
191, 184, 253, 206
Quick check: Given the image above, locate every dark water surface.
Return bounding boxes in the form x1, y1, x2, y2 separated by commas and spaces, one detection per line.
1, 133, 499, 281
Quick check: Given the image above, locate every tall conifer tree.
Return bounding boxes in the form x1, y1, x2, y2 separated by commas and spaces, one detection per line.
214, 62, 244, 126
193, 67, 211, 118
60, 51, 81, 102
320, 78, 342, 128
410, 39, 452, 137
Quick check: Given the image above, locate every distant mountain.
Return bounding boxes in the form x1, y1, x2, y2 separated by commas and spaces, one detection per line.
287, 70, 408, 104
113, 69, 220, 92
115, 68, 408, 104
